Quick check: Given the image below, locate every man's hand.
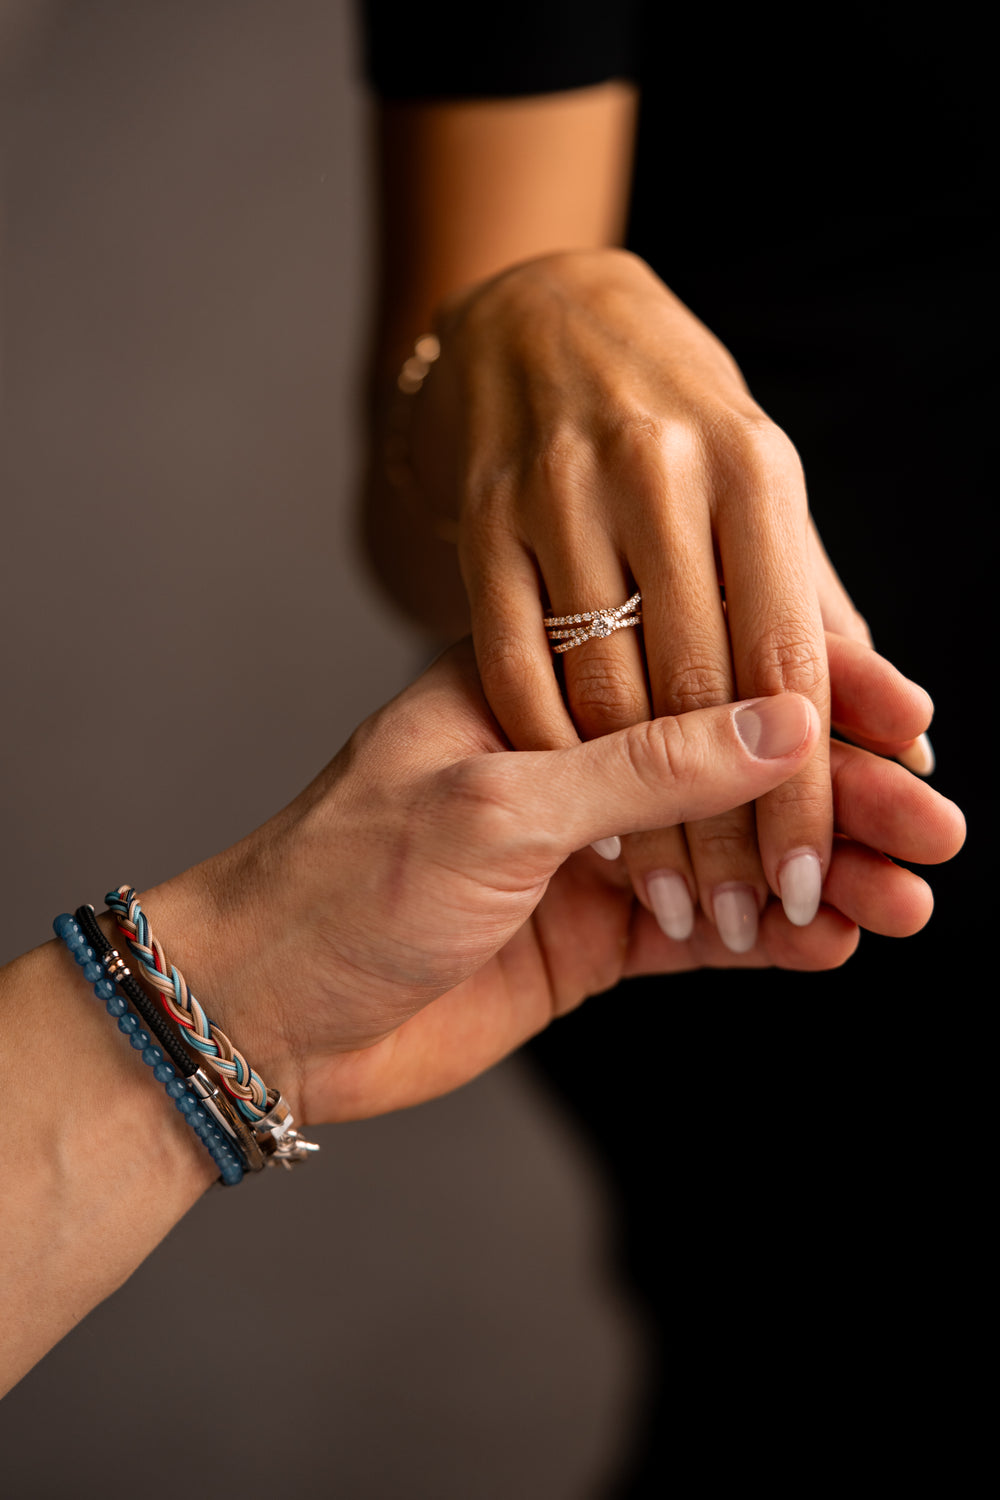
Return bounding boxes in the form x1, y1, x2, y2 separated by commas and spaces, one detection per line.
160, 643, 963, 1126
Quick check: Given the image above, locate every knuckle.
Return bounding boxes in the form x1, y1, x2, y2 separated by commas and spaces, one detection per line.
569, 651, 647, 730
475, 631, 537, 690
606, 401, 667, 449
714, 410, 806, 497
608, 405, 702, 473
606, 408, 666, 472
590, 408, 703, 504
763, 770, 830, 821
531, 402, 698, 503
528, 432, 599, 519
611, 413, 704, 497
736, 410, 802, 468
657, 658, 733, 714
657, 416, 705, 474
689, 815, 756, 861
441, 758, 522, 848
461, 469, 518, 532
749, 624, 827, 697
624, 714, 698, 794
533, 429, 589, 488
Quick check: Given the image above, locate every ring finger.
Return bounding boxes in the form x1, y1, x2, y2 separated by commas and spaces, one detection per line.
538, 541, 696, 897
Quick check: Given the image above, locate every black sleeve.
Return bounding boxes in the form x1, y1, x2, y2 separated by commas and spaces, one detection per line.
359, 0, 642, 99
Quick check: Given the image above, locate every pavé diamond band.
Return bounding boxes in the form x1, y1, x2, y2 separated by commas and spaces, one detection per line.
544, 591, 642, 654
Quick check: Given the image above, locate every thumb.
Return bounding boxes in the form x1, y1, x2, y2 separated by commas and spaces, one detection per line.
513, 694, 820, 860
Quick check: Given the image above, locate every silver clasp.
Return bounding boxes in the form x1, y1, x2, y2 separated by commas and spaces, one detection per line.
252, 1095, 320, 1170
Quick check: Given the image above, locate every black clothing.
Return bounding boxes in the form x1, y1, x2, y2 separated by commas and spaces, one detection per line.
362, 7, 992, 1491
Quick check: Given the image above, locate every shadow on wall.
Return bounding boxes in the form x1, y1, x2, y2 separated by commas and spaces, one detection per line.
0, 4, 645, 1496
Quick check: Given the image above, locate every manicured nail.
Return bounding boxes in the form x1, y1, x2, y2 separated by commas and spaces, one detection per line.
591, 836, 622, 861
897, 732, 935, 777
735, 696, 811, 759
712, 884, 759, 954
646, 870, 695, 942
778, 848, 823, 927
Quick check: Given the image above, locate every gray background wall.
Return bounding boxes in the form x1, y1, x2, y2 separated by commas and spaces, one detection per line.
0, 4, 644, 1494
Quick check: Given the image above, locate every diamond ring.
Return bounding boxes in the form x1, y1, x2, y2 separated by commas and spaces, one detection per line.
544, 592, 642, 654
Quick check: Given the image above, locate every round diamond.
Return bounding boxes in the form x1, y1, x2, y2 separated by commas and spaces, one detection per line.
591, 615, 613, 638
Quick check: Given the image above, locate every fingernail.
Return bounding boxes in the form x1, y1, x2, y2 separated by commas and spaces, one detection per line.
897, 732, 935, 777
778, 848, 823, 927
712, 884, 759, 954
646, 870, 695, 942
735, 696, 812, 759
591, 836, 622, 861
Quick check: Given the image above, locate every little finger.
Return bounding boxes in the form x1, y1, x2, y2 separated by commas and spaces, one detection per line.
829, 740, 966, 865
821, 837, 935, 937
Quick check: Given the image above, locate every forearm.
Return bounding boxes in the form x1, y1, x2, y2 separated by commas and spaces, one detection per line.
370, 84, 637, 364
361, 83, 637, 630
0, 860, 281, 1396
0, 930, 214, 1392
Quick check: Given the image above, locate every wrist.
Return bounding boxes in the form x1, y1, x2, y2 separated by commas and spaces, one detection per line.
128, 847, 307, 1127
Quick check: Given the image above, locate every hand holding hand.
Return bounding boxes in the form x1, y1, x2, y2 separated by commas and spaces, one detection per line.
0, 641, 963, 1395
155, 644, 963, 1127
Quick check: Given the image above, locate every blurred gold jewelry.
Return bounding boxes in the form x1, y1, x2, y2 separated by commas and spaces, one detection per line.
396, 333, 441, 393
383, 334, 459, 544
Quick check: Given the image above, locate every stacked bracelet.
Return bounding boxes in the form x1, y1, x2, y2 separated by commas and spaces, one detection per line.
53, 912, 245, 1186
105, 888, 316, 1170
106, 886, 318, 1168
55, 888, 319, 1184
73, 905, 265, 1172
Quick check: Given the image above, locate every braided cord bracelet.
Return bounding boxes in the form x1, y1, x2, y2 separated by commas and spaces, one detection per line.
106, 886, 318, 1168
74, 905, 265, 1171
106, 886, 272, 1122
72, 904, 197, 1075
53, 913, 245, 1186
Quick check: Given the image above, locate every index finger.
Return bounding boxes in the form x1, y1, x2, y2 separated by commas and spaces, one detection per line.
466, 536, 579, 750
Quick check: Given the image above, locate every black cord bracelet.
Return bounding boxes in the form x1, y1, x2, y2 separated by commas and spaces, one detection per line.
74, 904, 198, 1076
74, 903, 264, 1170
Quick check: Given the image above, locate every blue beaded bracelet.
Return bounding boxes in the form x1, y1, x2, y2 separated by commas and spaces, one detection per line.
54, 913, 244, 1186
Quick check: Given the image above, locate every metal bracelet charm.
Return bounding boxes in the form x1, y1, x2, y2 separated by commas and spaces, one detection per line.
252, 1096, 321, 1170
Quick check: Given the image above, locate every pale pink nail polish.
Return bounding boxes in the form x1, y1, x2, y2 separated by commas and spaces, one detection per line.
591, 836, 622, 861
897, 732, 935, 777
646, 870, 695, 942
778, 849, 823, 927
713, 884, 759, 954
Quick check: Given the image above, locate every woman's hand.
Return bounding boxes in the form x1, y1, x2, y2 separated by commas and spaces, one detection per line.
1, 643, 962, 1393
398, 248, 921, 955
153, 643, 962, 1127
